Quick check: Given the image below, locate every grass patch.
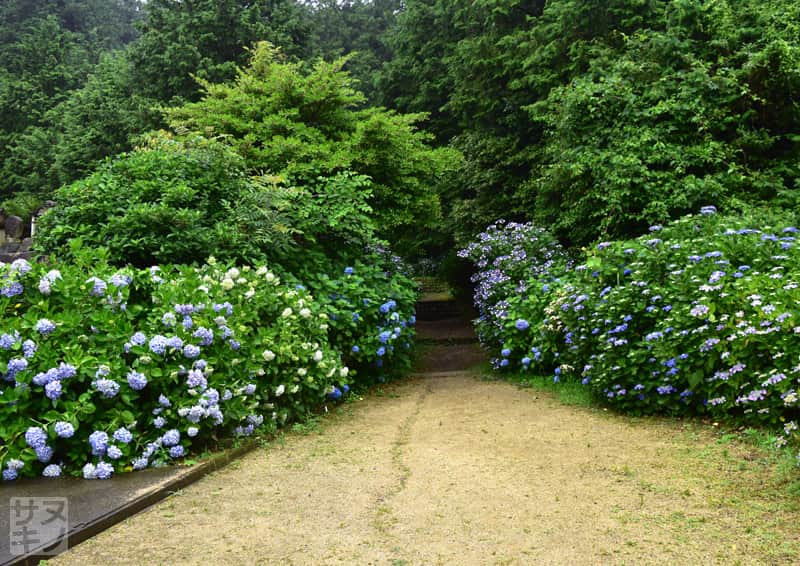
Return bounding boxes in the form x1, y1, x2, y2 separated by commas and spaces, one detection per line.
492, 370, 595, 408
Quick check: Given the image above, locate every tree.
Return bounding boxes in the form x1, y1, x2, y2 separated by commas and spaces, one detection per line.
165, 42, 462, 252
128, 0, 314, 103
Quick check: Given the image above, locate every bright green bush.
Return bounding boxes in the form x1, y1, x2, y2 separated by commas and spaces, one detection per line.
165, 41, 462, 253
0, 248, 417, 480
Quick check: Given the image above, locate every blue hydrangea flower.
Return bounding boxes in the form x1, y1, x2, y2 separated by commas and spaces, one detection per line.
86, 276, 107, 297
112, 427, 132, 444
35, 319, 57, 335
192, 327, 214, 346
109, 272, 132, 287
42, 464, 61, 478
344, 267, 354, 275
127, 370, 148, 391
130, 332, 147, 346
107, 446, 123, 460
1, 281, 24, 297
56, 362, 76, 380
3, 468, 18, 481
351, 345, 360, 353
161, 429, 180, 447
0, 332, 19, 350
376, 347, 386, 357
169, 445, 185, 458
132, 457, 149, 470
158, 394, 172, 407
35, 445, 53, 462
501, 348, 511, 358
94, 461, 114, 480
326, 387, 342, 400
162, 312, 177, 327
22, 339, 37, 358
25, 426, 47, 449
95, 378, 120, 398
186, 369, 207, 390
55, 421, 75, 438
89, 431, 109, 455
153, 416, 166, 429
45, 380, 62, 400
149, 335, 169, 355
515, 319, 529, 331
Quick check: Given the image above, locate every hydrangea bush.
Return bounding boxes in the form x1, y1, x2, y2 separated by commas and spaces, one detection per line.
461, 208, 800, 461
456, 220, 569, 349
0, 251, 416, 480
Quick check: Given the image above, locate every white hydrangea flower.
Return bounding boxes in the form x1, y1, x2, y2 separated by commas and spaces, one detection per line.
221, 278, 234, 290
290, 385, 299, 394
226, 267, 240, 279
340, 367, 349, 378
282, 308, 293, 318
262, 350, 276, 362
312, 350, 323, 363
297, 368, 307, 377
245, 288, 255, 299
275, 384, 285, 397
299, 308, 312, 318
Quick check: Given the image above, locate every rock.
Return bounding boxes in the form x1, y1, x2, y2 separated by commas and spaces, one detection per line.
4, 215, 24, 240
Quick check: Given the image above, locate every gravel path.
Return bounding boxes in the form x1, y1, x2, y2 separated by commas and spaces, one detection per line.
50, 367, 799, 565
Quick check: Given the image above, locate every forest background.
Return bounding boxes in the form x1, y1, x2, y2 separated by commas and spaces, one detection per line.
1, 0, 798, 268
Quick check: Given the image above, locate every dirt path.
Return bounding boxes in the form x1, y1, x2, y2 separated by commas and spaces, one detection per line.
50, 365, 799, 565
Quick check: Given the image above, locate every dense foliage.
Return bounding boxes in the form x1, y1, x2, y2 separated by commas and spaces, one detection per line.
383, 0, 800, 248
460, 208, 800, 460
0, 251, 416, 480
164, 42, 461, 254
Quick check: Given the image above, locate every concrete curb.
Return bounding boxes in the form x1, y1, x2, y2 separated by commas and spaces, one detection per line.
5, 439, 260, 566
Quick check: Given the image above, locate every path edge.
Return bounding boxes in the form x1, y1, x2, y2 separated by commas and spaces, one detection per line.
5, 440, 260, 566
